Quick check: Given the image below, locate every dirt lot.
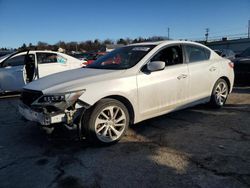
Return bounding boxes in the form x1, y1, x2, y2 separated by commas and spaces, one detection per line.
0, 88, 250, 188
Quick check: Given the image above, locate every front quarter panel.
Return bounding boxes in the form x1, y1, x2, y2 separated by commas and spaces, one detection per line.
77, 75, 138, 121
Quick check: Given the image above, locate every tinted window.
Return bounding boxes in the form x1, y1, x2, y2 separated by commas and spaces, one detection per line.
3, 54, 34, 67
151, 46, 183, 66
37, 53, 67, 64
185, 45, 210, 63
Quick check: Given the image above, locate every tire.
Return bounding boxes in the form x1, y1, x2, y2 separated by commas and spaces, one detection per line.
210, 79, 229, 108
81, 98, 129, 145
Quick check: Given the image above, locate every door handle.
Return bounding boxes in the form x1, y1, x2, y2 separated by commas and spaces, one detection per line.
209, 67, 217, 72
182, 74, 187, 79
177, 74, 188, 80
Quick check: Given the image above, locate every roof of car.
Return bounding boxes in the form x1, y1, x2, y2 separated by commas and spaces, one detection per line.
1, 50, 82, 63
129, 40, 214, 52
12, 50, 71, 57
130, 40, 203, 46
25, 50, 60, 53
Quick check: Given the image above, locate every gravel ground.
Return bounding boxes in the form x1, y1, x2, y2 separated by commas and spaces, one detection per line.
0, 87, 249, 188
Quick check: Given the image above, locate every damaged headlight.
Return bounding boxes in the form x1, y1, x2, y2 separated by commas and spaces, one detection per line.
33, 89, 86, 109
64, 90, 86, 107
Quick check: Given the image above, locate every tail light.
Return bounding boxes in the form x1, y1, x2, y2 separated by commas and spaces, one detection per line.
228, 62, 234, 68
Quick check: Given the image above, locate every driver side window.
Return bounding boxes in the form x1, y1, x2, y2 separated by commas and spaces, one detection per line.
3, 55, 26, 67
151, 46, 183, 66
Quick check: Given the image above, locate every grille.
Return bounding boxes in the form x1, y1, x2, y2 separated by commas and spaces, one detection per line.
20, 89, 43, 107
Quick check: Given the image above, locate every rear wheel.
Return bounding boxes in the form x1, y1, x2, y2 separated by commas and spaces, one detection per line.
210, 79, 229, 108
81, 98, 129, 145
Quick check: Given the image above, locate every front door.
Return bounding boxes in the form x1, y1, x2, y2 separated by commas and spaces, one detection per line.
0, 54, 28, 92
137, 45, 189, 120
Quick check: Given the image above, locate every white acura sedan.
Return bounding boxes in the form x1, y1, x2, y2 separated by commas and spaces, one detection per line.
19, 41, 234, 145
0, 50, 84, 93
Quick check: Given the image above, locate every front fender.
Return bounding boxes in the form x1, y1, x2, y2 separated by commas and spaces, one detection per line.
76, 76, 138, 111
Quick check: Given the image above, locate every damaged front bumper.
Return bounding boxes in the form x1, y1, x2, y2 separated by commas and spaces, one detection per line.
19, 102, 67, 126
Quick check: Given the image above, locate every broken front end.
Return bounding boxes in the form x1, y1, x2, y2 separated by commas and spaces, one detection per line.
18, 89, 89, 136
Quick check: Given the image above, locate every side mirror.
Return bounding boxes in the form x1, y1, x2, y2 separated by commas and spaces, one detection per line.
147, 61, 165, 72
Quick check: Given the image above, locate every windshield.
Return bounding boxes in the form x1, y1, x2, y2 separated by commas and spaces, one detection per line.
87, 45, 155, 69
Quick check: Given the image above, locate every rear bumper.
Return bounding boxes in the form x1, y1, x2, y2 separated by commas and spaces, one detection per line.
18, 102, 66, 126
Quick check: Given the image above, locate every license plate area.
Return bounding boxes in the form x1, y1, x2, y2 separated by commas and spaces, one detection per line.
19, 103, 66, 126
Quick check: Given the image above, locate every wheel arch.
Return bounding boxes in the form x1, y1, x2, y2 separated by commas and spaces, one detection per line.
219, 76, 231, 92
210, 76, 232, 99
101, 95, 135, 125
209, 76, 231, 108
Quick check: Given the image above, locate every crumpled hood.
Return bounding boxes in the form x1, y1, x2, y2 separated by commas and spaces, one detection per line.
24, 68, 125, 94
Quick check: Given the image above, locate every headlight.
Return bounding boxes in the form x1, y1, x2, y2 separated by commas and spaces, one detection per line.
64, 90, 85, 106
34, 90, 86, 107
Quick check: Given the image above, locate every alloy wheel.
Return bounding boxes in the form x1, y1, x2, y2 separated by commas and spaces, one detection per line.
94, 105, 127, 143
214, 82, 228, 106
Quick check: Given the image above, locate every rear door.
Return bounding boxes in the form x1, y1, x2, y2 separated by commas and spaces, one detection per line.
0, 54, 27, 92
184, 44, 219, 102
36, 52, 69, 78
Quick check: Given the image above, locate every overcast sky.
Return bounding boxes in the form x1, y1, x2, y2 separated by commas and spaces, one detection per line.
0, 0, 250, 48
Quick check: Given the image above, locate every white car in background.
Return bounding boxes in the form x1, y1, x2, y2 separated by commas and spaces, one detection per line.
0, 50, 84, 93
19, 41, 234, 145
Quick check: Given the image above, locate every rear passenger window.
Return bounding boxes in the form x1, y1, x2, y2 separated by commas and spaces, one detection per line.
151, 46, 183, 66
36, 53, 67, 64
185, 45, 210, 63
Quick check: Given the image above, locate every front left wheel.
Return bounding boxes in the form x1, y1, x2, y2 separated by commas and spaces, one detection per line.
81, 98, 129, 145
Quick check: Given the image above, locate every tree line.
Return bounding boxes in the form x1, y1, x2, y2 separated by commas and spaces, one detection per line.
0, 36, 168, 53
